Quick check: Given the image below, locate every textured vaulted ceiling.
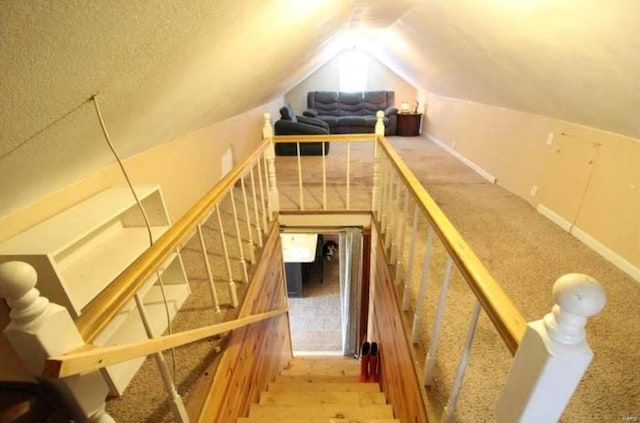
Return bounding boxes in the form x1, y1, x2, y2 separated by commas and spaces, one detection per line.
1, 0, 638, 215
373, 0, 640, 138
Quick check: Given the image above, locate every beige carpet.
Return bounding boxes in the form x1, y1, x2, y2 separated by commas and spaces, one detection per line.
107, 135, 639, 422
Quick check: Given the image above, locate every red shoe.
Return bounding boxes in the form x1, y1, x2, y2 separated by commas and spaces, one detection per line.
369, 342, 379, 383
359, 341, 371, 382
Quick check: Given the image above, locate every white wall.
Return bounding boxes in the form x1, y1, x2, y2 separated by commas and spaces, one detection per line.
285, 51, 418, 114
425, 92, 640, 279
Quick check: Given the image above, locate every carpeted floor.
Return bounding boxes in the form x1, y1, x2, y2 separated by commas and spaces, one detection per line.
107, 135, 639, 422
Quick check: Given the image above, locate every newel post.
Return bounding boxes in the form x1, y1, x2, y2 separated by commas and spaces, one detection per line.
262, 112, 280, 217
371, 110, 385, 217
0, 261, 114, 423
496, 274, 606, 423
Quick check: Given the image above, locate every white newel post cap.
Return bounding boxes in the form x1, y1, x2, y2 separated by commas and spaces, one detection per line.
0, 261, 49, 325
375, 110, 385, 136
544, 273, 606, 345
263, 112, 273, 139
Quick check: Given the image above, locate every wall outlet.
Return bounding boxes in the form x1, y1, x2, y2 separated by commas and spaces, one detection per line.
530, 185, 538, 197
546, 132, 554, 146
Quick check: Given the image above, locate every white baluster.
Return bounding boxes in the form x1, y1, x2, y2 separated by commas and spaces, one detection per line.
230, 192, 249, 283
197, 224, 221, 312
346, 142, 351, 210
0, 261, 116, 423
322, 142, 327, 210
380, 160, 389, 235
384, 174, 395, 254
262, 154, 272, 219
371, 139, 380, 218
374, 111, 386, 222
394, 188, 410, 285
249, 167, 263, 247
132, 293, 190, 423
496, 274, 606, 423
256, 158, 268, 232
402, 204, 420, 311
389, 177, 402, 262
375, 110, 385, 136
263, 114, 280, 217
423, 255, 454, 386
443, 301, 482, 423
411, 226, 435, 342
240, 175, 256, 263
216, 205, 238, 308
262, 112, 273, 139
296, 142, 304, 210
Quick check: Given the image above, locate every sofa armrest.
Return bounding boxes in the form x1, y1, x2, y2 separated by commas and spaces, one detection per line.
274, 120, 329, 136
384, 106, 398, 116
297, 115, 330, 131
303, 108, 319, 118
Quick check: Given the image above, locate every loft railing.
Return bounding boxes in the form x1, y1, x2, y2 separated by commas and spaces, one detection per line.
0, 134, 282, 423
0, 112, 606, 423
267, 111, 606, 423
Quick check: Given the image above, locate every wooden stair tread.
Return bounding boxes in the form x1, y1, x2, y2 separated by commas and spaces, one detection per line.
282, 358, 360, 376
260, 391, 387, 405
248, 404, 394, 419
238, 357, 397, 423
275, 375, 361, 384
268, 382, 380, 393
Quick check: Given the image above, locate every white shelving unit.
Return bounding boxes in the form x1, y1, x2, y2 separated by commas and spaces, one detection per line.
0, 186, 191, 396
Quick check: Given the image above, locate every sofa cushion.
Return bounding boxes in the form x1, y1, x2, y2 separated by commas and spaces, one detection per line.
309, 91, 340, 116
337, 92, 364, 116
362, 91, 391, 115
316, 115, 339, 129
338, 116, 365, 126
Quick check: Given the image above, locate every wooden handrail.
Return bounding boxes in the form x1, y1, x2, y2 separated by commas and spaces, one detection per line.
273, 133, 375, 143
76, 139, 271, 343
376, 135, 527, 354
46, 309, 287, 378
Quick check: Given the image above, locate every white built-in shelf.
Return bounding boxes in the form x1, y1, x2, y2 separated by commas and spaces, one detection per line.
0, 186, 191, 397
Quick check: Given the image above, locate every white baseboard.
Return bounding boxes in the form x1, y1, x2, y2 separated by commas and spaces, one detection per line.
536, 204, 573, 232
571, 226, 640, 282
537, 204, 640, 283
425, 134, 497, 184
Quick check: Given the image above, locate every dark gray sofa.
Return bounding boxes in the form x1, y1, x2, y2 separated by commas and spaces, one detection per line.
303, 91, 397, 136
274, 105, 330, 156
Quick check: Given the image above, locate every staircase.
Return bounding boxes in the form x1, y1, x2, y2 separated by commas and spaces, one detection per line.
238, 356, 400, 423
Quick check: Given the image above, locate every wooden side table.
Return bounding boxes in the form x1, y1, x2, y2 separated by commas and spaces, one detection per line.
396, 113, 423, 136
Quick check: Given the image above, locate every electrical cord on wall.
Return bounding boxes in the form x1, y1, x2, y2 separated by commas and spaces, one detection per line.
570, 142, 602, 231
92, 95, 177, 381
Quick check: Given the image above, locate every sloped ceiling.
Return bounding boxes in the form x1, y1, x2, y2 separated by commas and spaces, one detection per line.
373, 0, 640, 138
0, 0, 355, 213
1, 0, 638, 215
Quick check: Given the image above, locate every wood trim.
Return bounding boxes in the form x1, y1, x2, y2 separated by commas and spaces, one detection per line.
370, 225, 429, 423
273, 134, 374, 143
76, 139, 271, 343
43, 309, 287, 378
376, 135, 526, 354
196, 222, 292, 423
